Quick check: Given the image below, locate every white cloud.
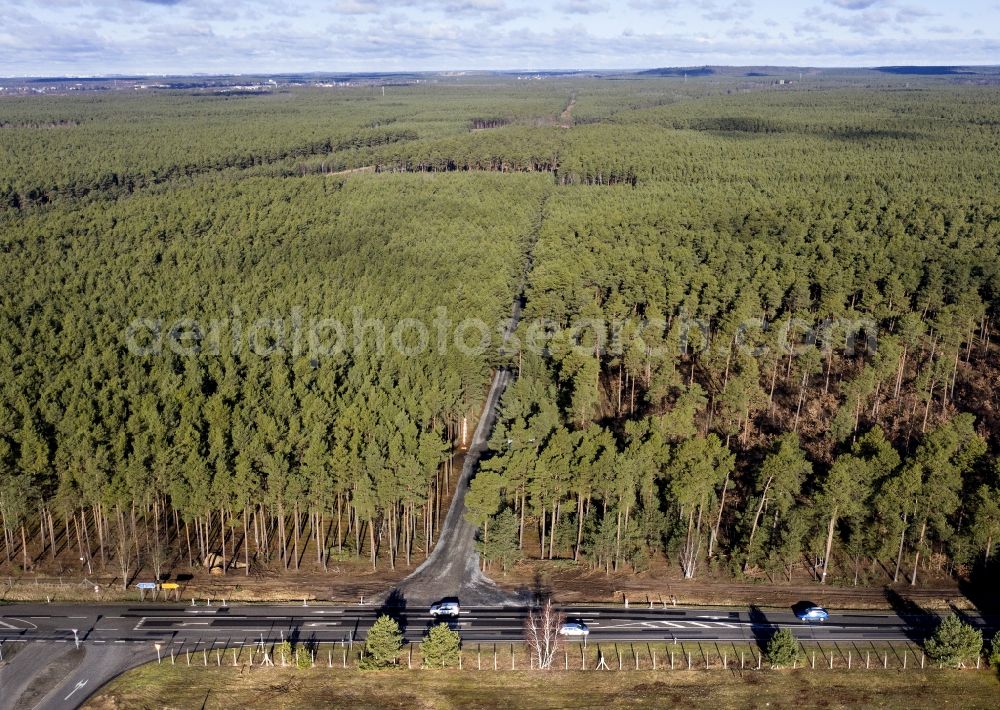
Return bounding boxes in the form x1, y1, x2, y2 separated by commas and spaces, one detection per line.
1, 0, 997, 74
703, 2, 753, 22
333, 0, 384, 14
895, 5, 936, 23
829, 0, 882, 9
557, 0, 608, 15
627, 0, 680, 8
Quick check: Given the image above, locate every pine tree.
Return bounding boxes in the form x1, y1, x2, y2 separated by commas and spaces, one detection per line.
361, 614, 404, 669
817, 452, 870, 584
924, 614, 983, 666
668, 434, 734, 579
969, 460, 1000, 562
295, 645, 312, 669
765, 628, 802, 668
421, 623, 461, 669
465, 472, 503, 542
905, 415, 987, 585
988, 630, 1000, 668
478, 508, 521, 574
743, 434, 810, 573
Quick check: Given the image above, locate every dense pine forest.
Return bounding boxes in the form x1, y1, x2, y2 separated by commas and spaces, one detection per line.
1, 73, 999, 592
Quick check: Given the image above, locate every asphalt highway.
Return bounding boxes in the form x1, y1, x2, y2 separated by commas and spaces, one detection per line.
4, 602, 995, 647
1, 602, 997, 709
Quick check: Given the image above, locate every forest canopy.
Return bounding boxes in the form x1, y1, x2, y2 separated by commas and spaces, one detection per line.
1, 75, 998, 589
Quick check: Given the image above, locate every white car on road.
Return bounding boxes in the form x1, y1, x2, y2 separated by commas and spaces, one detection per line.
558, 620, 590, 636
430, 598, 460, 617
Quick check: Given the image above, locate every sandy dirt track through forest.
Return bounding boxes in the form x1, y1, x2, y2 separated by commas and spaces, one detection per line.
384, 200, 545, 608
386, 367, 521, 606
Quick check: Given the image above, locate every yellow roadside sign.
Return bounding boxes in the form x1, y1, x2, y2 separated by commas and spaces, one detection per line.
159, 582, 180, 590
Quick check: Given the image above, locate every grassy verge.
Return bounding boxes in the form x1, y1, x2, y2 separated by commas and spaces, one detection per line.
86, 662, 1000, 710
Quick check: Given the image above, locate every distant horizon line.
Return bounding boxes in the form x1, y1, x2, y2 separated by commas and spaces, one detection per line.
3, 63, 1000, 81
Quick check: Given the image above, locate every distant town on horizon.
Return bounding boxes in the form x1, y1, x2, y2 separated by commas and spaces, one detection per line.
3, 64, 999, 95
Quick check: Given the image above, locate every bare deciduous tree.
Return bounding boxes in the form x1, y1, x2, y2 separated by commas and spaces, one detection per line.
524, 599, 563, 670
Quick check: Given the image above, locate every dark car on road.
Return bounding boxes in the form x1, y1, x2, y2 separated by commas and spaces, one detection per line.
792, 601, 829, 622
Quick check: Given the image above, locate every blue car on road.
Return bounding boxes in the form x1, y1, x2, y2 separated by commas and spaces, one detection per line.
793, 602, 829, 622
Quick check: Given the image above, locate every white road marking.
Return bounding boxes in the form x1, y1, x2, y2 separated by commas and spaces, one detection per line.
1, 618, 38, 629
64, 680, 88, 701
596, 619, 741, 631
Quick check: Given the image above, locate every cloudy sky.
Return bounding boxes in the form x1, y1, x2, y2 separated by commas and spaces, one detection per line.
2, 0, 998, 76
